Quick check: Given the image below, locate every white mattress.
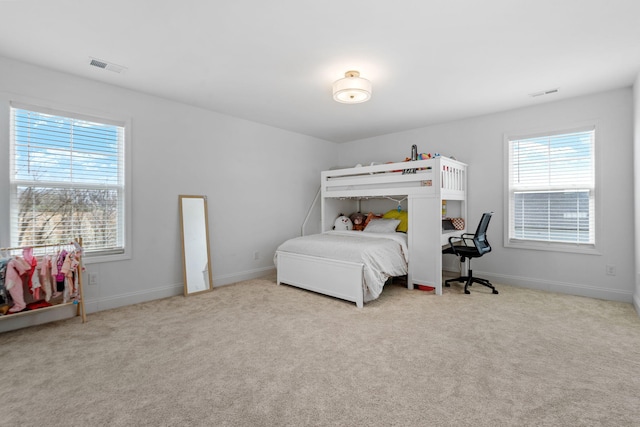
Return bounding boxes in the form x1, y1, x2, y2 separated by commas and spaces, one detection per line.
274, 231, 408, 299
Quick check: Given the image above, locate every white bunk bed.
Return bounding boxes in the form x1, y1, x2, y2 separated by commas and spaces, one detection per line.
275, 156, 467, 308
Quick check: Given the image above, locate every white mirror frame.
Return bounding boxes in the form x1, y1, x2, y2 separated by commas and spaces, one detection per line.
179, 195, 213, 296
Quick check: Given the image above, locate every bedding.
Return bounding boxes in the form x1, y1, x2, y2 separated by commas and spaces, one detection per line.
364, 212, 383, 227
363, 218, 400, 233
274, 230, 408, 300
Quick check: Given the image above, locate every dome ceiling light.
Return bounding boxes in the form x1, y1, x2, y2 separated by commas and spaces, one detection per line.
332, 70, 372, 104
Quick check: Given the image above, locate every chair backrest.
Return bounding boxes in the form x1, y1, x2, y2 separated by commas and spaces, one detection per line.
473, 212, 493, 255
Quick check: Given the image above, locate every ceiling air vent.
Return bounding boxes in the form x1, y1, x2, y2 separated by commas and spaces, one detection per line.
529, 88, 559, 98
89, 57, 127, 73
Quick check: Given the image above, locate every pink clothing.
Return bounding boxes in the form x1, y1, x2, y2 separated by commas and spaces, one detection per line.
27, 255, 38, 299
61, 254, 71, 277
66, 253, 80, 295
4, 245, 83, 311
54, 250, 67, 282
5, 257, 30, 291
51, 255, 58, 277
61, 254, 73, 296
8, 283, 26, 313
38, 255, 53, 301
6, 258, 31, 313
68, 253, 80, 274
23, 247, 34, 264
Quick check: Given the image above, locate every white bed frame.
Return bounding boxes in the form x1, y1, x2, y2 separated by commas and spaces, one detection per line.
276, 156, 467, 308
276, 251, 366, 307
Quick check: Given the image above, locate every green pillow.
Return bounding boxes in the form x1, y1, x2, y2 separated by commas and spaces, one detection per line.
382, 209, 408, 232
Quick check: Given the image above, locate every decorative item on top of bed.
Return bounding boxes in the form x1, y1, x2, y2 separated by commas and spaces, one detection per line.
402, 144, 419, 174
399, 145, 441, 174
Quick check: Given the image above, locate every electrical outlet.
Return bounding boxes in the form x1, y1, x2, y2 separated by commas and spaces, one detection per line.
88, 272, 99, 285
605, 265, 616, 276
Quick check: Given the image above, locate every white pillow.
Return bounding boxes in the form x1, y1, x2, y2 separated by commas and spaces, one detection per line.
363, 218, 400, 233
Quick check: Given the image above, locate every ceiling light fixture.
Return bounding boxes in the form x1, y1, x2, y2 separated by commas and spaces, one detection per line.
333, 70, 372, 104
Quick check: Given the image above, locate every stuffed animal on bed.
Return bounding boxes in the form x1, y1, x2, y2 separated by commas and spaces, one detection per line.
349, 212, 366, 231
333, 214, 353, 230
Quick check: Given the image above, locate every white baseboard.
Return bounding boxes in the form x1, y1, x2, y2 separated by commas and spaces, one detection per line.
84, 282, 184, 313
475, 270, 634, 303
83, 266, 277, 314
88, 264, 633, 314
212, 266, 276, 287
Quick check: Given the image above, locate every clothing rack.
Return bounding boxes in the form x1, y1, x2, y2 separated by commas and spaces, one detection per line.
0, 237, 86, 324
1, 242, 77, 251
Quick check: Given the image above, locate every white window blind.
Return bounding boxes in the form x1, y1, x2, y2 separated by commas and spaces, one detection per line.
9, 104, 126, 255
507, 127, 595, 248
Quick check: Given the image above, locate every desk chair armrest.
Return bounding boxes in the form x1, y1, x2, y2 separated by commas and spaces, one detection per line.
447, 235, 462, 245
447, 234, 470, 255
446, 235, 462, 256
447, 233, 478, 256
460, 233, 477, 248
448, 233, 473, 244
456, 233, 476, 246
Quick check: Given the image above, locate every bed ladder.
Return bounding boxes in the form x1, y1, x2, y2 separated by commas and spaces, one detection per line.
301, 186, 321, 236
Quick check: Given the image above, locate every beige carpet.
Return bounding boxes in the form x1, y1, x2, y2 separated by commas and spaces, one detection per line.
2, 275, 640, 427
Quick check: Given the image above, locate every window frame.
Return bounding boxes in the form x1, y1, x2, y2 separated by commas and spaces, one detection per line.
503, 122, 601, 255
3, 97, 132, 264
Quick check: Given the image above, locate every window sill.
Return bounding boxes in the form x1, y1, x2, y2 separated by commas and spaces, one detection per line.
83, 250, 131, 265
505, 239, 601, 255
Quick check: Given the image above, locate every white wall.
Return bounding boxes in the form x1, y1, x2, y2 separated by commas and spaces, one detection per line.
633, 74, 640, 314
0, 56, 338, 319
339, 88, 635, 303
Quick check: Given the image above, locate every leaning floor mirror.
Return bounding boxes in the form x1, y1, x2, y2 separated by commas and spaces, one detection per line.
179, 195, 214, 296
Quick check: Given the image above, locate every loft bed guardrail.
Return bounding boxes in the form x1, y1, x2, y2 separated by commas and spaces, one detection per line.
321, 156, 466, 199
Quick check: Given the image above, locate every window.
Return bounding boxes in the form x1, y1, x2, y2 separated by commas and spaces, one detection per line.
9, 103, 127, 258
506, 125, 597, 253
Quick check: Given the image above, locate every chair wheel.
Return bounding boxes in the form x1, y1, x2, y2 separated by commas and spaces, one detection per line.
464, 289, 470, 294
444, 283, 450, 287
492, 289, 499, 294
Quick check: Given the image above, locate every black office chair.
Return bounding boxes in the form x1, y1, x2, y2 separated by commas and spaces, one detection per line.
442, 212, 498, 295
